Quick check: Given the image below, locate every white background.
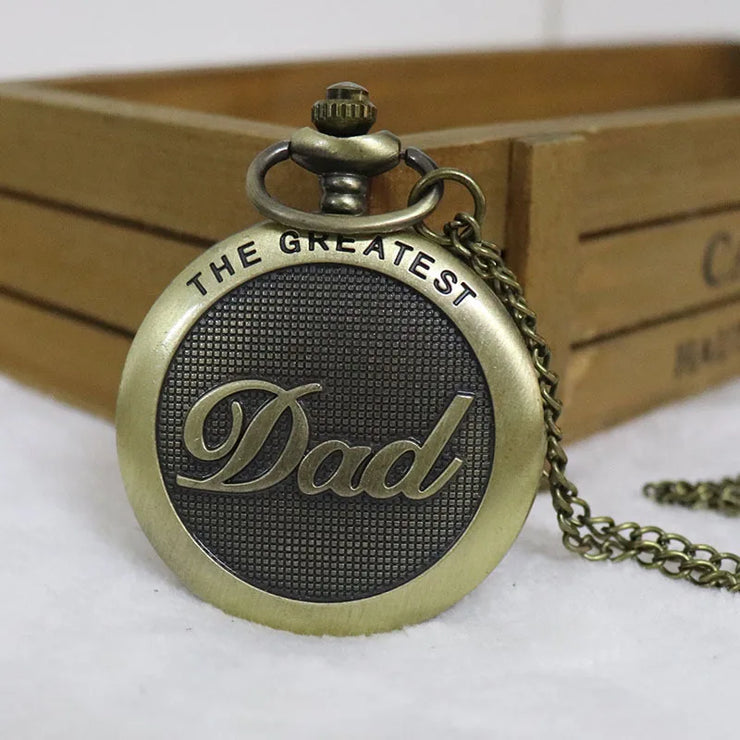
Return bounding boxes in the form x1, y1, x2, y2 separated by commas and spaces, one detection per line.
0, 0, 738, 80
3, 375, 740, 739
2, 2, 740, 739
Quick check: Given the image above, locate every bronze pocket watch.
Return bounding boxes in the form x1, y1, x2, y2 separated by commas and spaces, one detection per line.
117, 82, 740, 635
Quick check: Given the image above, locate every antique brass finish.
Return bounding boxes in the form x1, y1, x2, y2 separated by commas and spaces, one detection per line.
311, 82, 377, 137
117, 223, 546, 634
290, 127, 399, 215
247, 143, 442, 233
302, 81, 391, 215
177, 379, 473, 500
118, 81, 548, 634
409, 168, 487, 246
118, 78, 740, 636
246, 80, 444, 231
439, 209, 740, 591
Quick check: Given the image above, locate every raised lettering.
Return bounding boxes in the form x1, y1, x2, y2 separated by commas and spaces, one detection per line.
237, 241, 261, 268
177, 381, 474, 500
186, 272, 208, 296
409, 251, 435, 280
280, 230, 302, 254
298, 440, 371, 496
210, 255, 235, 283
177, 380, 320, 492
433, 269, 458, 295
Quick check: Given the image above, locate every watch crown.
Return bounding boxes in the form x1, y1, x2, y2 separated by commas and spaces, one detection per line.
311, 82, 377, 137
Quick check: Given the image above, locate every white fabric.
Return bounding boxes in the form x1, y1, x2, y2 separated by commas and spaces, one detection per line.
1, 373, 738, 739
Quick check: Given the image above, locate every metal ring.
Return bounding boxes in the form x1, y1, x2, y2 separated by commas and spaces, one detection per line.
246, 142, 443, 235
407, 168, 487, 246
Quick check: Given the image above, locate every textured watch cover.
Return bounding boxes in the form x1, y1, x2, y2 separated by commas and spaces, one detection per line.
117, 223, 545, 635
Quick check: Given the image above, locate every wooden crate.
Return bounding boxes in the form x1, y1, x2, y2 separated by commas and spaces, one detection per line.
1, 43, 739, 438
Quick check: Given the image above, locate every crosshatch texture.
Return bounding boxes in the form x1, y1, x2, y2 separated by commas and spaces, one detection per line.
156, 262, 495, 602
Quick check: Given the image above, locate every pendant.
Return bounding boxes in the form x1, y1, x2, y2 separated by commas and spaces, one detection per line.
116, 83, 545, 635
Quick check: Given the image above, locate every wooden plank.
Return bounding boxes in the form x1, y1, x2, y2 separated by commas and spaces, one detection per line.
52, 43, 740, 131
3, 83, 740, 249
0, 291, 130, 418
0, 161, 512, 336
505, 133, 584, 384
42, 45, 740, 236
0, 48, 739, 438
0, 83, 294, 243
410, 100, 740, 236
575, 208, 740, 342
561, 299, 740, 438
0, 83, 512, 244
581, 109, 740, 234
0, 194, 203, 333
372, 139, 512, 245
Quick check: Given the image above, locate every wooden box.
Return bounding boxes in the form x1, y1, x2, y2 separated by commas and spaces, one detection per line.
1, 42, 739, 438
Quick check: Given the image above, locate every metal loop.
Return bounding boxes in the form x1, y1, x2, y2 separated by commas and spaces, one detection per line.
408, 168, 487, 246
246, 142, 443, 235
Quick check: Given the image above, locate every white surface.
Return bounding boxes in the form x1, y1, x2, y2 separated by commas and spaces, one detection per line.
0, 0, 738, 80
2, 372, 739, 739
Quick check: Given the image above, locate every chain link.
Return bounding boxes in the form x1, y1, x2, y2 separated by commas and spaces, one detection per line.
435, 209, 740, 592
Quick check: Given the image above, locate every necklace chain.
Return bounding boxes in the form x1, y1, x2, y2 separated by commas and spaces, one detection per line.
433, 209, 740, 591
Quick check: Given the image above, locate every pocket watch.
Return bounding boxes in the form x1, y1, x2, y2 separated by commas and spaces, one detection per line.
117, 82, 740, 635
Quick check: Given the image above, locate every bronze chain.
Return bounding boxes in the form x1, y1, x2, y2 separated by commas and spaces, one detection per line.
427, 207, 740, 592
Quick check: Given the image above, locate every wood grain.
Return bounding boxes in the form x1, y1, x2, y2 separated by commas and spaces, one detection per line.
506, 133, 584, 384
0, 291, 129, 418
2, 87, 739, 244
4, 285, 737, 437
562, 299, 740, 438
52, 43, 740, 132
575, 208, 740, 342
412, 100, 740, 234
0, 83, 512, 244
0, 83, 294, 243
0, 194, 204, 332
0, 161, 511, 337
581, 106, 740, 233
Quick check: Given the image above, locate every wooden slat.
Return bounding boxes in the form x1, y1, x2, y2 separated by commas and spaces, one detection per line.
575, 208, 740, 342
505, 133, 584, 382
0, 83, 513, 244
52, 43, 740, 131
0, 291, 129, 418
409, 100, 740, 235
372, 139, 512, 244
0, 172, 514, 336
581, 108, 740, 233
2, 74, 740, 249
0, 194, 203, 332
0, 84, 293, 243
562, 300, 740, 438
45, 45, 740, 236
3, 85, 740, 247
